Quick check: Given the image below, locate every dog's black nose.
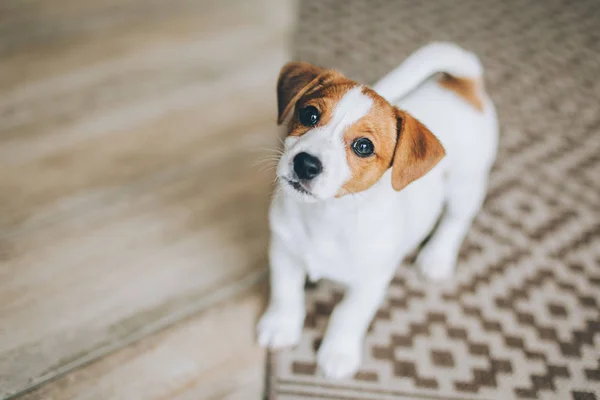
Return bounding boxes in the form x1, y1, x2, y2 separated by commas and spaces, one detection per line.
293, 152, 322, 180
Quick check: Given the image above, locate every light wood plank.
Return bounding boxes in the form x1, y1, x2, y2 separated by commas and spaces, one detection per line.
0, 0, 292, 91
18, 284, 268, 400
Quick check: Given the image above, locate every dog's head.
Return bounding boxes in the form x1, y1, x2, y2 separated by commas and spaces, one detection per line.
276, 62, 445, 201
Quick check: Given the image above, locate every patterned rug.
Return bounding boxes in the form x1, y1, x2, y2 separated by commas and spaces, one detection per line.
266, 0, 600, 399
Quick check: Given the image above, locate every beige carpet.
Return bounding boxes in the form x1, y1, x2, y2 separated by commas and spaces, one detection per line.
266, 0, 600, 399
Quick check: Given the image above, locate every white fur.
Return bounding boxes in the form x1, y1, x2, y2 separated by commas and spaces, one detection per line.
258, 42, 499, 379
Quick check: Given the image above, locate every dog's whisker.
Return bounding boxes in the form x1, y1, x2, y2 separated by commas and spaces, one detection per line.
256, 163, 279, 170
249, 147, 285, 155
252, 157, 282, 165
253, 157, 280, 164
256, 160, 278, 169
276, 135, 285, 147
252, 157, 281, 167
268, 181, 284, 198
250, 153, 283, 163
259, 165, 278, 173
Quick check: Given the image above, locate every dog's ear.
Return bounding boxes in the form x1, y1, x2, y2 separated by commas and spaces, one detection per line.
277, 62, 325, 124
391, 109, 445, 191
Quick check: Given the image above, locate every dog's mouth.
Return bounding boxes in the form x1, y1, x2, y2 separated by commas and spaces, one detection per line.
284, 178, 313, 196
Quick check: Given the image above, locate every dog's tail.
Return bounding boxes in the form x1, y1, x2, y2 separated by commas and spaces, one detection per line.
372, 42, 484, 105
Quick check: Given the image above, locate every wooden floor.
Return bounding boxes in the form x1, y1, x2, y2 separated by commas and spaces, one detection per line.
0, 0, 293, 398
20, 284, 270, 400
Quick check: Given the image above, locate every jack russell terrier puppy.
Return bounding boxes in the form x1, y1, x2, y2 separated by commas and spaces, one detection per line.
257, 42, 498, 379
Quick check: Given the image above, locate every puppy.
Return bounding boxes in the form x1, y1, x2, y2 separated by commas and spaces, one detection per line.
257, 42, 498, 379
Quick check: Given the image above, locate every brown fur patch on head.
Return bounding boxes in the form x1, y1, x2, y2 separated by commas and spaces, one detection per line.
285, 73, 358, 137
438, 73, 484, 112
277, 62, 325, 124
391, 110, 446, 191
277, 62, 360, 129
339, 87, 398, 195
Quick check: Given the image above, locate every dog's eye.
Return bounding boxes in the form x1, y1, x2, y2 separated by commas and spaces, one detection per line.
298, 106, 320, 127
352, 138, 374, 157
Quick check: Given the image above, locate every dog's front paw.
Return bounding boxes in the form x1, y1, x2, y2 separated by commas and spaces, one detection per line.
317, 337, 362, 379
257, 305, 304, 349
416, 244, 456, 280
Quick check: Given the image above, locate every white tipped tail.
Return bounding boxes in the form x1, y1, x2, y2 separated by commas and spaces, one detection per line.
372, 42, 483, 104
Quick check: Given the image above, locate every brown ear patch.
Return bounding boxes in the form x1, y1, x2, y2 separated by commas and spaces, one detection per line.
438, 74, 484, 112
277, 62, 325, 124
391, 110, 445, 191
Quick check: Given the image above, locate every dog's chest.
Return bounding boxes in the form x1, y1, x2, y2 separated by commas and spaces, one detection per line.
300, 214, 358, 282
271, 193, 403, 284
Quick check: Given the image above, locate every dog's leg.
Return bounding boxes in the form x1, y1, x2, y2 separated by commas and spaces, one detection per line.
317, 274, 390, 379
257, 237, 306, 349
417, 173, 488, 280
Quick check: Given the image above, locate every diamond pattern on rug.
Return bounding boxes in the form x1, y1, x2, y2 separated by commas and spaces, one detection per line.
266, 0, 600, 399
